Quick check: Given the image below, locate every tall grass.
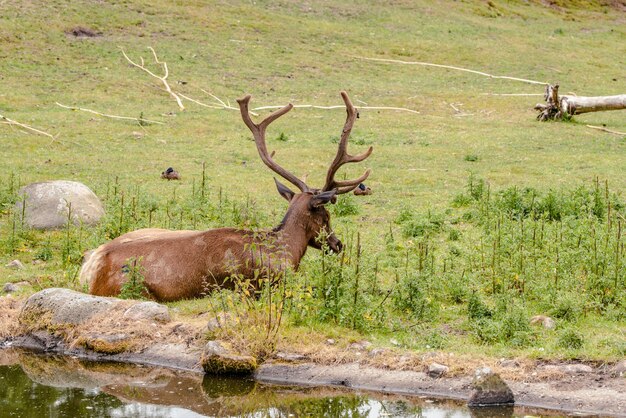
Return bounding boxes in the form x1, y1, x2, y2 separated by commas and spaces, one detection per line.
1, 173, 624, 358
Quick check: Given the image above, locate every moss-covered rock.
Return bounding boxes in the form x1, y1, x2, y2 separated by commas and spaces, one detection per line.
201, 340, 257, 375
77, 332, 134, 354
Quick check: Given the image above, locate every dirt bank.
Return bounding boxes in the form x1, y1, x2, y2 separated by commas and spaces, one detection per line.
1, 292, 625, 417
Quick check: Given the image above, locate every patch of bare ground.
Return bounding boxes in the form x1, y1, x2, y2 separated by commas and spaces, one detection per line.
0, 296, 21, 340
65, 26, 102, 38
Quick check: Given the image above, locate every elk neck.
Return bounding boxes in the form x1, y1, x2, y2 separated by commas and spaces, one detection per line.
272, 201, 314, 269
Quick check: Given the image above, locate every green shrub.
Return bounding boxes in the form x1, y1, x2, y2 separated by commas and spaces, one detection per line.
119, 257, 148, 300
332, 195, 359, 217
557, 328, 585, 350
468, 292, 492, 320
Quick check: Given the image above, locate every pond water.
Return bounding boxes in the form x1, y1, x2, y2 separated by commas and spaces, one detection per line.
0, 349, 568, 418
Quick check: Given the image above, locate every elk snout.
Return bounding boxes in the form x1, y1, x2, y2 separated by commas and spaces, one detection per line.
328, 234, 343, 253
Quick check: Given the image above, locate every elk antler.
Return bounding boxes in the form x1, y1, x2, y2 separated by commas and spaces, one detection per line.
322, 91, 373, 194
237, 95, 310, 193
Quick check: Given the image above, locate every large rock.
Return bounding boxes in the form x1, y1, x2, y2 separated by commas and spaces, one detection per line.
201, 340, 257, 375
16, 181, 104, 229
19, 288, 117, 327
19, 288, 171, 329
468, 367, 515, 407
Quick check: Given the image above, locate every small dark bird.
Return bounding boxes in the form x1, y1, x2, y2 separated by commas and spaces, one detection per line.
161, 167, 181, 180
353, 183, 372, 196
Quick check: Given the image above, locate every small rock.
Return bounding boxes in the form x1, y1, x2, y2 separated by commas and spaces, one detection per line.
498, 359, 520, 368
325, 339, 336, 345
274, 352, 307, 362
3, 283, 19, 293
81, 332, 132, 354
205, 313, 236, 332
467, 367, 515, 407
562, 364, 593, 374
398, 355, 413, 364
611, 360, 626, 377
349, 340, 372, 351
530, 315, 555, 329
201, 340, 257, 375
428, 362, 449, 378
123, 302, 171, 323
368, 348, 386, 357
6, 260, 25, 270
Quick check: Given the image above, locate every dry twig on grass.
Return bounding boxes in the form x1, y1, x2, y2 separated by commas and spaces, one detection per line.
355, 56, 547, 85
585, 125, 626, 136
0, 112, 55, 139
55, 103, 165, 125
253, 104, 420, 115
120, 46, 185, 111
481, 93, 544, 96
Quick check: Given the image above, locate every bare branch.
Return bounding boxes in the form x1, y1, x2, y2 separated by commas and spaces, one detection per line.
253, 104, 419, 114
0, 113, 55, 139
355, 56, 546, 85
55, 103, 165, 125
178, 94, 223, 109
586, 125, 626, 136
120, 46, 185, 111
481, 93, 544, 96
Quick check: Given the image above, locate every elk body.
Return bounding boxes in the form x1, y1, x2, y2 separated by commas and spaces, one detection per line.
79, 92, 373, 302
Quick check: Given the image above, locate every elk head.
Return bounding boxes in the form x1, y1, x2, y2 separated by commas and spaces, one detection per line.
237, 91, 373, 255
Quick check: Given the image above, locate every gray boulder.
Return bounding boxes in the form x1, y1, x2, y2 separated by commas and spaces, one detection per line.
16, 181, 104, 229
123, 302, 171, 323
19, 288, 117, 327
3, 283, 20, 294
5, 260, 25, 270
612, 360, 626, 377
468, 367, 515, 407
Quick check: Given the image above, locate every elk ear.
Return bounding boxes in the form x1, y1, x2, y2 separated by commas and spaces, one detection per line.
309, 190, 337, 208
274, 178, 295, 201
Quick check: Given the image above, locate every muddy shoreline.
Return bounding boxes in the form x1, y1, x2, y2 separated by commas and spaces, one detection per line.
2, 290, 625, 417
3, 335, 625, 417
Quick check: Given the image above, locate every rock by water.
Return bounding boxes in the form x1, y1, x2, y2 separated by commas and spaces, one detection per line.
201, 340, 257, 375
468, 367, 514, 407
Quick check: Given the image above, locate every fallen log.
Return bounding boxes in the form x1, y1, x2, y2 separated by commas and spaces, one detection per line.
534, 84, 626, 121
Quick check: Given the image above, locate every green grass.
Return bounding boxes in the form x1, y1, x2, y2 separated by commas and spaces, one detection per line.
1, 0, 625, 363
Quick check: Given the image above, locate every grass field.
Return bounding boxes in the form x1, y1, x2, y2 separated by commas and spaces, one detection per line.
1, 0, 625, 362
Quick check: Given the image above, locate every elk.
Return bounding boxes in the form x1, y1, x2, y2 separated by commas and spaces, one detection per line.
79, 91, 373, 302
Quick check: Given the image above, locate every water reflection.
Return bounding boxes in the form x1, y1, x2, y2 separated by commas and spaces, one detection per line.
0, 349, 560, 418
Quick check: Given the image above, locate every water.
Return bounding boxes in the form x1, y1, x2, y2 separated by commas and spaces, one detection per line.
0, 349, 565, 418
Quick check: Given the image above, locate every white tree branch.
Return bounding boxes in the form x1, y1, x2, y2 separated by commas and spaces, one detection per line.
120, 46, 185, 111
252, 104, 419, 114
0, 113, 55, 139
55, 103, 165, 124
355, 56, 546, 85
585, 125, 625, 136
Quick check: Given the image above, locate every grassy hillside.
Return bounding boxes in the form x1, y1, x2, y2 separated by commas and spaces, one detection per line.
1, 1, 625, 361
